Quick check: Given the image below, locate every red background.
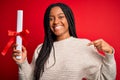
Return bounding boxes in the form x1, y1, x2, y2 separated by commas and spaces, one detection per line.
0, 0, 120, 80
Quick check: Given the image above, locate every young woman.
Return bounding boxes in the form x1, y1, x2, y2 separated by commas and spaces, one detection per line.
13, 3, 116, 80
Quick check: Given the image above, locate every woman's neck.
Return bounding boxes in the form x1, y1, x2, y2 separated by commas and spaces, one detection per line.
56, 34, 70, 41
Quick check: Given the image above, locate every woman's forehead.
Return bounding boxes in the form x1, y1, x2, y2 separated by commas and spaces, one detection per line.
50, 6, 63, 15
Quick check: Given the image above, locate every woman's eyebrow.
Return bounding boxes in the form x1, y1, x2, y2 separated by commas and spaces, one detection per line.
49, 13, 64, 17
58, 13, 64, 15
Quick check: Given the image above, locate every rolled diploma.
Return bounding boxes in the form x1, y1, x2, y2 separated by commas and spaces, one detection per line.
16, 10, 23, 59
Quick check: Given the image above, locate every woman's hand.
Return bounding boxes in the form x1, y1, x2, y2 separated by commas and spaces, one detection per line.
88, 39, 113, 54
12, 44, 27, 64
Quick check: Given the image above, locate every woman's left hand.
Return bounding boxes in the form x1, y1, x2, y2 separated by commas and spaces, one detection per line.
88, 39, 113, 54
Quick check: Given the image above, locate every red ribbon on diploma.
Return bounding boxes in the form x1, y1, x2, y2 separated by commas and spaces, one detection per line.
1, 29, 29, 56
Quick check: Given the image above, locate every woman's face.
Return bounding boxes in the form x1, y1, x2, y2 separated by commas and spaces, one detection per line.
49, 6, 70, 40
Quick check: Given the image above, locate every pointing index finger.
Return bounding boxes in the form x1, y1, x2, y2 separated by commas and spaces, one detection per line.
87, 42, 94, 46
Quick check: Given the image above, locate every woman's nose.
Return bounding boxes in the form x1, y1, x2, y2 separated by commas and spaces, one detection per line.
53, 18, 59, 24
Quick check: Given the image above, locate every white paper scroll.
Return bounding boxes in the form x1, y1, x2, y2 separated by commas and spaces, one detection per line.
16, 10, 23, 59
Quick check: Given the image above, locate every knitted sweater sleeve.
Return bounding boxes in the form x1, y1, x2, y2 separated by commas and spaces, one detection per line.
18, 44, 42, 80
85, 39, 116, 80
98, 51, 116, 80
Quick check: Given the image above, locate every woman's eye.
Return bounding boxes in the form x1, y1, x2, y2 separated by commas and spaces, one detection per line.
58, 16, 64, 19
49, 17, 54, 21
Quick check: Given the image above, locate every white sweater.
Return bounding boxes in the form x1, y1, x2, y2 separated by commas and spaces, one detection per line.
18, 37, 116, 80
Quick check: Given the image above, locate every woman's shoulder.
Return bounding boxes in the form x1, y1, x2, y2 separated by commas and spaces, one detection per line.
34, 43, 43, 54
36, 43, 43, 48
72, 37, 91, 44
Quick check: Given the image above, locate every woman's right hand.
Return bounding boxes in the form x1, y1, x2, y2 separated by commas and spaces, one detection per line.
12, 44, 27, 64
